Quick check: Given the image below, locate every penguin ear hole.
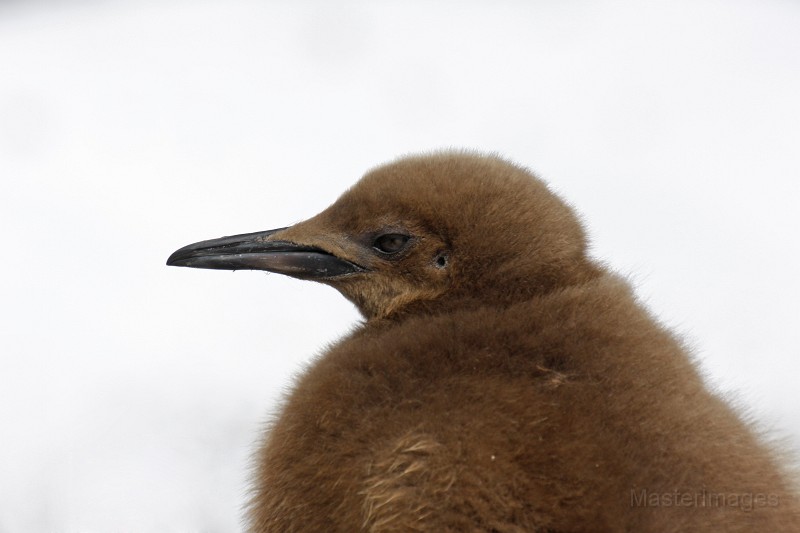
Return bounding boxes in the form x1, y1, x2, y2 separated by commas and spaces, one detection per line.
434, 253, 448, 269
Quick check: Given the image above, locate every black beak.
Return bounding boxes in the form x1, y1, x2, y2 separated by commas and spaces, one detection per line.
166, 228, 365, 280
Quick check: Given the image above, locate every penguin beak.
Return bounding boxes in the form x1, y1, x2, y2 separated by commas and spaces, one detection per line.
166, 228, 366, 280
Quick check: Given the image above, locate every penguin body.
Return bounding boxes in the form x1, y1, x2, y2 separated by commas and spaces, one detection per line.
168, 153, 799, 531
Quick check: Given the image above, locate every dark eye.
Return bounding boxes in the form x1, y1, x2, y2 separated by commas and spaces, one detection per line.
373, 233, 410, 254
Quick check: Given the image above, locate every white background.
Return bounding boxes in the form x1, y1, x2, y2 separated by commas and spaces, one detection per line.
1, 1, 798, 531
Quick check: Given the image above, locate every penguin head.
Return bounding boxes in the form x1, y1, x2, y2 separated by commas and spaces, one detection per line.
168, 153, 596, 319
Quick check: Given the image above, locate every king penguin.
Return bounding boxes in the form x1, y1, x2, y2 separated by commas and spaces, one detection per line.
167, 153, 799, 532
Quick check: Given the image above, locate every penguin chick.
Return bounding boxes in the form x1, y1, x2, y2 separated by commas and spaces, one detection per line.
168, 153, 799, 532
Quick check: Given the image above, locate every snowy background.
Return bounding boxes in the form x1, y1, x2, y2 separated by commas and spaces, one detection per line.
1, 1, 798, 531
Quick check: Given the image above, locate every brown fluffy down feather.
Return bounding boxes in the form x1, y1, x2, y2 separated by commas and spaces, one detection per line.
245, 153, 799, 531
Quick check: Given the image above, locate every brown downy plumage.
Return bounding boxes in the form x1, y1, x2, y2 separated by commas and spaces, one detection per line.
168, 153, 799, 532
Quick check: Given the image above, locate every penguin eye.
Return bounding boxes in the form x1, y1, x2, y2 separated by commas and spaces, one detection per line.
373, 233, 410, 254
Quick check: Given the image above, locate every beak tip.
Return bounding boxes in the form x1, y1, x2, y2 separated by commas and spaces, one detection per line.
166, 248, 187, 267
